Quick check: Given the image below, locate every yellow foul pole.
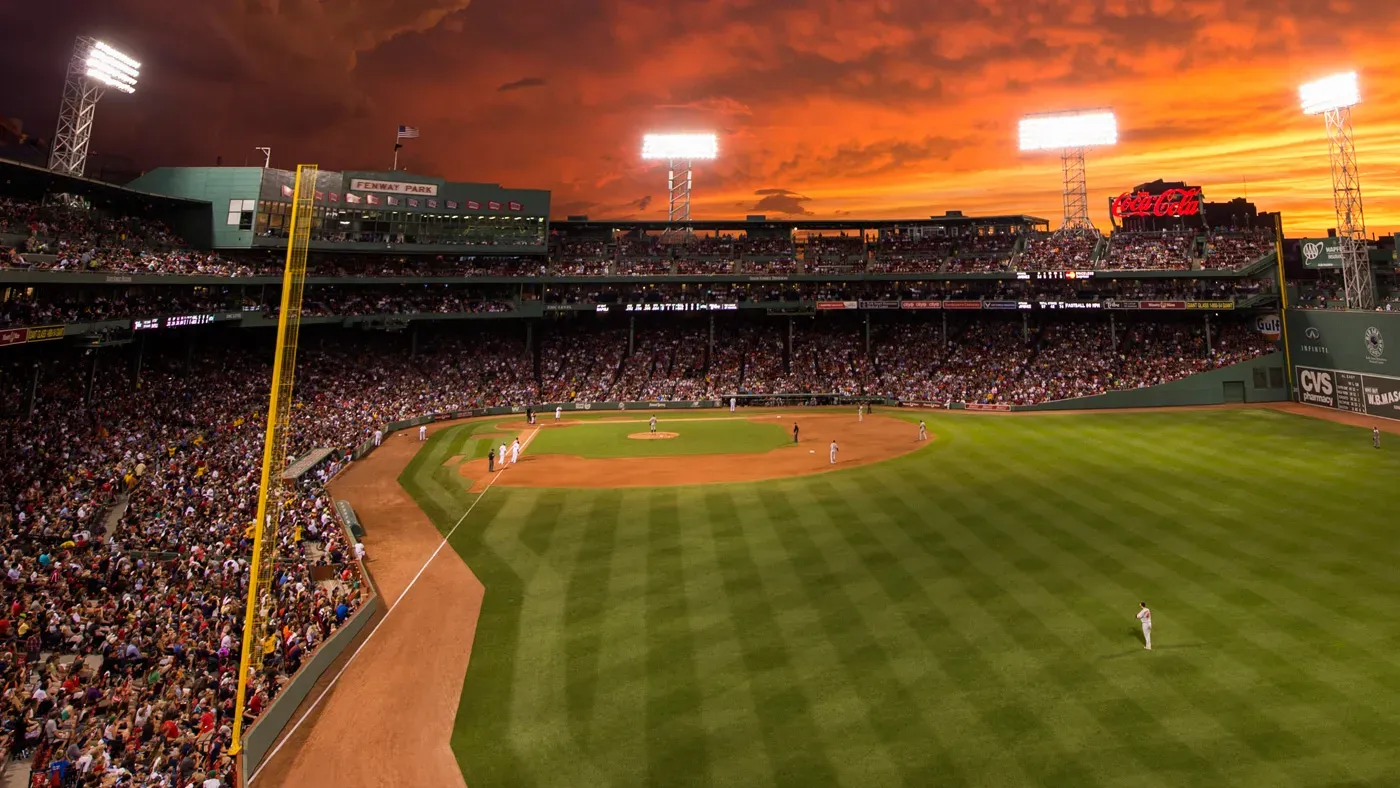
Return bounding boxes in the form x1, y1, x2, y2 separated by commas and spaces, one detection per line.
230, 164, 317, 757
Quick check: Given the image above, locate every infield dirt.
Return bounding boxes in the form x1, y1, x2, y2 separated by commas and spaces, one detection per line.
457, 412, 926, 491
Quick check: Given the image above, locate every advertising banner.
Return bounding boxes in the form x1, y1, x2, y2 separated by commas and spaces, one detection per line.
900, 300, 943, 310
1300, 237, 1343, 269
1362, 373, 1400, 420
817, 301, 856, 310
983, 301, 1030, 310
1287, 310, 1400, 379
944, 301, 982, 310
858, 300, 900, 310
1184, 301, 1235, 310
1139, 301, 1187, 310
964, 403, 1012, 412
1255, 314, 1282, 342
0, 325, 64, 348
1104, 300, 1139, 310
1110, 187, 1203, 220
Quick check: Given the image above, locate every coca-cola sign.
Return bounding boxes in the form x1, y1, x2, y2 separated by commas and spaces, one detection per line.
1110, 187, 1203, 219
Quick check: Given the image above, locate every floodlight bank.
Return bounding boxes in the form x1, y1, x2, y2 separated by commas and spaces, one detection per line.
1299, 72, 1359, 116
641, 133, 719, 161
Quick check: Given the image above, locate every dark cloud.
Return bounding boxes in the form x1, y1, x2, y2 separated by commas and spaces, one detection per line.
752, 188, 813, 215
498, 77, 547, 92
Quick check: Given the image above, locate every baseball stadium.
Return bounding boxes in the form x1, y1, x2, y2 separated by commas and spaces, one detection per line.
3, 33, 1400, 788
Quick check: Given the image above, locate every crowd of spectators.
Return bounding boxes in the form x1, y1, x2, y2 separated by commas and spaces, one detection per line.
1201, 231, 1273, 270
1019, 233, 1099, 270
1102, 232, 1194, 271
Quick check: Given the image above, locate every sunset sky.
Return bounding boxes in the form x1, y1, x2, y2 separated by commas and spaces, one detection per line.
4, 0, 1400, 236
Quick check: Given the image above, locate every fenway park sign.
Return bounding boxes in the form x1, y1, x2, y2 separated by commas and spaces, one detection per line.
1110, 187, 1203, 219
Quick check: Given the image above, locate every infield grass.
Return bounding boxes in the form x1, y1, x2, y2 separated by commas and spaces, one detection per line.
400, 409, 1400, 788
525, 417, 793, 458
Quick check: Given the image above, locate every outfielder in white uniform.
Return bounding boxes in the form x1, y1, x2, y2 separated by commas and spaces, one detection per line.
858, 404, 864, 422
649, 415, 657, 434
510, 438, 521, 465
918, 420, 927, 441
829, 440, 838, 465
498, 443, 507, 469
373, 429, 383, 447
730, 397, 736, 413
555, 406, 562, 422
1137, 602, 1152, 650
418, 425, 427, 441
1374, 427, 1382, 449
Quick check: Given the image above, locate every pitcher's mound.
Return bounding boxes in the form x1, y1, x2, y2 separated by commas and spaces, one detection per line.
628, 431, 679, 440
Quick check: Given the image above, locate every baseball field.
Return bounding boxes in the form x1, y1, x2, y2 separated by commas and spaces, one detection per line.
261, 406, 1400, 788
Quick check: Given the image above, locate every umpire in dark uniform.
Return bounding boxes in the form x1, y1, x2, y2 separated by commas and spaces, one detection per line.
792, 423, 800, 444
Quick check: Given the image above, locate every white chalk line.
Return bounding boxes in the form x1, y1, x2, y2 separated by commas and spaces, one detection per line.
248, 427, 539, 783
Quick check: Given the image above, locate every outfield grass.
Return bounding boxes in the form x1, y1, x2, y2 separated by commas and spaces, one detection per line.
526, 418, 793, 458
400, 410, 1400, 788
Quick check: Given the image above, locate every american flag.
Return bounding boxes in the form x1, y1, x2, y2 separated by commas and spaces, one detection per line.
397, 125, 420, 139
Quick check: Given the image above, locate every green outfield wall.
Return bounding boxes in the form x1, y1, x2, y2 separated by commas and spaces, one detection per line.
1018, 353, 1287, 411
1286, 309, 1400, 421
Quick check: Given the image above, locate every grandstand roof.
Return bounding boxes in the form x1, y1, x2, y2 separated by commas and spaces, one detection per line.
0, 156, 208, 209
552, 213, 1049, 233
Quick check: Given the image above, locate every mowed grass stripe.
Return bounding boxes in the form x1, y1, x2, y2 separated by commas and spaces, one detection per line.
897, 463, 1191, 788
644, 488, 710, 786
752, 483, 920, 788
582, 490, 649, 785
704, 488, 842, 787
981, 427, 1395, 782
685, 490, 775, 788
563, 490, 625, 750
1047, 430, 1400, 709
798, 477, 976, 787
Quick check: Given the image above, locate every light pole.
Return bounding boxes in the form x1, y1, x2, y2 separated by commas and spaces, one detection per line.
641, 133, 719, 228
1018, 110, 1118, 236
1300, 72, 1371, 311
255, 147, 272, 168
49, 37, 140, 178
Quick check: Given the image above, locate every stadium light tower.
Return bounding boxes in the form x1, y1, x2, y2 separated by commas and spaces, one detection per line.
641, 133, 718, 226
1018, 110, 1117, 235
49, 37, 140, 178
1300, 72, 1372, 311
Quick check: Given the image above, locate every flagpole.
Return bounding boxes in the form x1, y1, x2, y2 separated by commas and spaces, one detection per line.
392, 136, 399, 171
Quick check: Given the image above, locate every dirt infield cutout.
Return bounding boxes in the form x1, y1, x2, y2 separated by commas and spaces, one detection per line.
628, 431, 679, 440
459, 413, 929, 490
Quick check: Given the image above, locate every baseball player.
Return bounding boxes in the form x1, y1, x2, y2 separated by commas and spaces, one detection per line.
730, 397, 736, 413
527, 406, 535, 425
1137, 602, 1152, 650
373, 429, 383, 447
1374, 427, 1382, 449
792, 423, 799, 443
918, 420, 927, 441
488, 449, 495, 472
510, 438, 521, 465
498, 442, 507, 469
858, 404, 864, 422
555, 406, 562, 423
829, 440, 838, 465
649, 415, 658, 434
418, 425, 427, 441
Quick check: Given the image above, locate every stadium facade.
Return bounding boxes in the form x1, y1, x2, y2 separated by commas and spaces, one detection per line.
9, 156, 1400, 418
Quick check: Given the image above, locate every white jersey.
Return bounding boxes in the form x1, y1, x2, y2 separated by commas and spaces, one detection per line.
555, 407, 562, 420
1137, 608, 1152, 627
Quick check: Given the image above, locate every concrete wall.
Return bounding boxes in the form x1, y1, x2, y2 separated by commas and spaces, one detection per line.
128, 167, 265, 248
1019, 353, 1288, 411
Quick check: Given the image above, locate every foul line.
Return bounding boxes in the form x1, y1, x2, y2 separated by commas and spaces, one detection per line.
249, 427, 539, 783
